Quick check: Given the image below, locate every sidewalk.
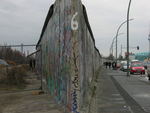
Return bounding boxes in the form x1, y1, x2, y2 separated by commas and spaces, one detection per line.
97, 66, 150, 113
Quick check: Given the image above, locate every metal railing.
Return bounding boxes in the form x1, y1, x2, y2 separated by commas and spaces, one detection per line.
0, 44, 42, 94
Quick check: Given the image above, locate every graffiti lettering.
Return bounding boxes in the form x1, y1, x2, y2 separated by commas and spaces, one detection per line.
72, 76, 78, 88
75, 69, 78, 73
73, 52, 79, 68
71, 12, 78, 30
72, 51, 79, 89
71, 44, 79, 112
71, 90, 79, 113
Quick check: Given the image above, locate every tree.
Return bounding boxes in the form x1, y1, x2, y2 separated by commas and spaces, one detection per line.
107, 54, 114, 60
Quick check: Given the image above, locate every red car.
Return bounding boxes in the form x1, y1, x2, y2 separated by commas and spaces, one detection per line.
117, 62, 120, 68
130, 63, 145, 74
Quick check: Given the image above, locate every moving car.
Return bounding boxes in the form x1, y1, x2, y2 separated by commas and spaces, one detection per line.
130, 63, 145, 74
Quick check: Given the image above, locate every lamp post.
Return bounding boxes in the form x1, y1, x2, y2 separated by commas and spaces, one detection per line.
121, 45, 122, 59
110, 41, 116, 60
120, 45, 126, 60
110, 42, 116, 56
115, 18, 133, 70
127, 0, 132, 76
110, 33, 124, 57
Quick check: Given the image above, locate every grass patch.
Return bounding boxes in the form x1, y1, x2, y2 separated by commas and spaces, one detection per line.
92, 66, 102, 97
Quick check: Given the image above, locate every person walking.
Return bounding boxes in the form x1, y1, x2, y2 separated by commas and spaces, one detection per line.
33, 59, 36, 69
112, 61, 116, 70
108, 61, 111, 69
106, 61, 108, 69
29, 59, 32, 70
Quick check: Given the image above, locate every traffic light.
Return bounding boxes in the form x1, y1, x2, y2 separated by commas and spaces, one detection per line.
137, 46, 139, 50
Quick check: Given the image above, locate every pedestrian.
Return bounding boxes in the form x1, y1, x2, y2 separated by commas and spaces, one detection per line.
108, 62, 111, 69
106, 61, 108, 69
33, 59, 36, 69
112, 61, 114, 70
148, 75, 150, 82
29, 59, 32, 70
112, 61, 116, 70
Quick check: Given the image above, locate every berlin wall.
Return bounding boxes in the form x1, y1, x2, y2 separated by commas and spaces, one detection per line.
36, 0, 103, 112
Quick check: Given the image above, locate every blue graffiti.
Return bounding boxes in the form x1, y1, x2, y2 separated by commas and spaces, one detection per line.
71, 90, 79, 113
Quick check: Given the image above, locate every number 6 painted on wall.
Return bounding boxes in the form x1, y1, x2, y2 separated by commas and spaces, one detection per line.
71, 12, 78, 31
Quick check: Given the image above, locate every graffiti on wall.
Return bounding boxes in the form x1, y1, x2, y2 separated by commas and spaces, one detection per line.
36, 0, 72, 111
36, 0, 102, 112
71, 6, 80, 112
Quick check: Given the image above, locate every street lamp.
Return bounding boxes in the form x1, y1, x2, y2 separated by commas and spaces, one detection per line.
110, 33, 124, 57
110, 40, 117, 55
115, 18, 133, 70
110, 42, 117, 60
127, 0, 132, 76
120, 45, 127, 60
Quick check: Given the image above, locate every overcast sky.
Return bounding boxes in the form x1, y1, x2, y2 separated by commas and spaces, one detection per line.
0, 0, 150, 57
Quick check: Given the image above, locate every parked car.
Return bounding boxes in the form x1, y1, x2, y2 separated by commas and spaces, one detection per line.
142, 61, 147, 69
121, 62, 131, 72
120, 61, 127, 71
117, 62, 120, 68
141, 61, 150, 69
130, 63, 145, 74
131, 59, 139, 64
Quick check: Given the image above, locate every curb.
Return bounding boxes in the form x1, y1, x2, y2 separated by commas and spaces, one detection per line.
80, 78, 97, 113
81, 67, 101, 113
131, 74, 150, 84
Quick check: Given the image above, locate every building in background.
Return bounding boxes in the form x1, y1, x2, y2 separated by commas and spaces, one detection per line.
135, 52, 150, 61
124, 52, 150, 62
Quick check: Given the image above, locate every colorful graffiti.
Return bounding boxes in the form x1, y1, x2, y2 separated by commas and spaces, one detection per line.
36, 0, 102, 112
71, 90, 79, 113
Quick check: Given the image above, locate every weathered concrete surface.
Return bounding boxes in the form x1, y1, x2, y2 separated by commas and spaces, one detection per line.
80, 67, 100, 113
36, 0, 102, 112
0, 84, 65, 113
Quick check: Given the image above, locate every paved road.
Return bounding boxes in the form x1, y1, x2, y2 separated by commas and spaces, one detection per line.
97, 66, 150, 113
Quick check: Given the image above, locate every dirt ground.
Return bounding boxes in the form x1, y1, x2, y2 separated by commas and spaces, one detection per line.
0, 84, 65, 113
0, 69, 65, 113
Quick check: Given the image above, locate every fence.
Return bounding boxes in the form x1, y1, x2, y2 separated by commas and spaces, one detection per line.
0, 44, 42, 94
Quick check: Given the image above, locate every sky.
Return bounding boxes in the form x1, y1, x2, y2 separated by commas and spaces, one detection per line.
0, 0, 150, 57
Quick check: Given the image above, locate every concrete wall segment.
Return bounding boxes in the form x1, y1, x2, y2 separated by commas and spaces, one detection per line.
36, 0, 102, 112
70, 0, 80, 112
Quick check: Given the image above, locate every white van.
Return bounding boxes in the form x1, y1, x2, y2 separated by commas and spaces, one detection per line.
131, 59, 139, 64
